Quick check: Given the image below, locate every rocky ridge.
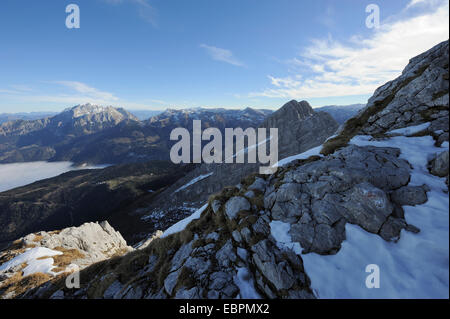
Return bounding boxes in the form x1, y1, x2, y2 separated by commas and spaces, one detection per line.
1, 40, 448, 299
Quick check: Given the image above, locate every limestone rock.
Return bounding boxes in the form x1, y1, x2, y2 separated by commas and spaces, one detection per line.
224, 197, 250, 220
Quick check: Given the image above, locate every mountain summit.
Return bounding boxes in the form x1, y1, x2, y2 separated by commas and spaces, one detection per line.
261, 100, 338, 158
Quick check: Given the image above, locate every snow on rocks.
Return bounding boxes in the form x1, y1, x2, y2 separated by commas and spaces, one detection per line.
0, 247, 63, 277
161, 204, 208, 238
289, 130, 449, 298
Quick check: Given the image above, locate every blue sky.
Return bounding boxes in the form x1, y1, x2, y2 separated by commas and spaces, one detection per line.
0, 0, 448, 112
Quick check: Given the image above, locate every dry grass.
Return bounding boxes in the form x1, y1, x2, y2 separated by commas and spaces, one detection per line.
33, 234, 44, 242
0, 262, 51, 299
35, 247, 85, 273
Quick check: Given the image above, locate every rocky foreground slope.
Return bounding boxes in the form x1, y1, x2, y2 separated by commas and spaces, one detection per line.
0, 221, 132, 299
0, 40, 448, 299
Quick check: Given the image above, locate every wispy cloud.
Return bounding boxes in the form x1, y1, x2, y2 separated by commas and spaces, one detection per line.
0, 81, 173, 111
250, 0, 449, 100
102, 0, 157, 26
0, 81, 119, 107
200, 44, 245, 67
54, 81, 119, 102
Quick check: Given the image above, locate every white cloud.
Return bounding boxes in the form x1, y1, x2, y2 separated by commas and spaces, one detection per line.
103, 0, 157, 26
0, 81, 120, 107
55, 81, 119, 102
200, 44, 245, 67
250, 0, 449, 100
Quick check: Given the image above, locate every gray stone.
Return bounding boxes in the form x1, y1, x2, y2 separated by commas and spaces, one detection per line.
244, 190, 255, 198
206, 232, 220, 241
175, 287, 202, 299
170, 241, 194, 272
240, 227, 252, 243
252, 217, 270, 236
391, 185, 429, 206
310, 221, 346, 254
311, 199, 342, 225
164, 269, 180, 296
248, 177, 267, 192
430, 150, 449, 177
290, 223, 315, 252
209, 271, 232, 290
342, 182, 393, 233
224, 197, 250, 220
215, 240, 237, 268
123, 286, 143, 299
305, 181, 330, 199
379, 217, 407, 242
184, 257, 212, 276
271, 201, 302, 223
232, 230, 242, 243
103, 280, 123, 299
207, 290, 220, 299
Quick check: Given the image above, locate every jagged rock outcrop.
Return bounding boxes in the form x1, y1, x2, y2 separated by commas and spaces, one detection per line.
322, 40, 449, 155
260, 100, 338, 158
0, 221, 132, 299
5, 40, 449, 299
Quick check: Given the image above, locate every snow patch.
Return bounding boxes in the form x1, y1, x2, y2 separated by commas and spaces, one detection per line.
273, 145, 323, 167
161, 204, 208, 238
387, 122, 431, 135
269, 131, 449, 298
0, 247, 63, 277
174, 173, 214, 194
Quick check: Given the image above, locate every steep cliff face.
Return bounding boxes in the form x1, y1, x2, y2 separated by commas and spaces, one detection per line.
260, 100, 338, 159
1, 40, 448, 299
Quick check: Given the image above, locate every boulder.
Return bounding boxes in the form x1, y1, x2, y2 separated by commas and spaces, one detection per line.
224, 197, 250, 220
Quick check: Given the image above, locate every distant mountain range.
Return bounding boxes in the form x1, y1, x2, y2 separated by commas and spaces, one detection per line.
314, 104, 365, 124
0, 112, 58, 124
0, 104, 273, 165
0, 103, 363, 166
128, 110, 163, 121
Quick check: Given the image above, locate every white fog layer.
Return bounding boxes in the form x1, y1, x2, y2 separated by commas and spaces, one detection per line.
0, 161, 107, 193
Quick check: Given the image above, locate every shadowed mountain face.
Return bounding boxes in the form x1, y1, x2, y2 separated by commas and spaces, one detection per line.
0, 105, 271, 165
